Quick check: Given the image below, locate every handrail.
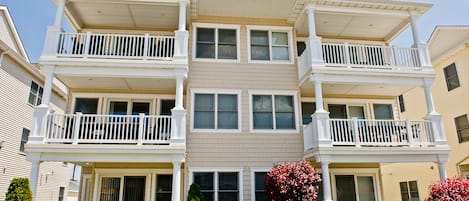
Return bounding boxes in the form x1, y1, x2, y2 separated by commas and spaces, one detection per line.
328, 119, 435, 147
45, 113, 172, 145
57, 32, 175, 60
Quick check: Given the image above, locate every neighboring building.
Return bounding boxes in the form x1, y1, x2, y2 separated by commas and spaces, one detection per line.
0, 6, 70, 201
25, 0, 451, 201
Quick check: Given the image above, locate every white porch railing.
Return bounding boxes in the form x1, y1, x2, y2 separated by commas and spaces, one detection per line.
321, 43, 420, 69
329, 119, 435, 147
297, 47, 311, 80
57, 32, 175, 60
45, 113, 172, 144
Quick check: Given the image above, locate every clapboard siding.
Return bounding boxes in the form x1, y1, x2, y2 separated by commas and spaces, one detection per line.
185, 18, 302, 201
0, 55, 69, 201
0, 12, 20, 54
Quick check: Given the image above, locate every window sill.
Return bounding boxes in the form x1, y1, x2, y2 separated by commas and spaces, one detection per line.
249, 129, 299, 134
248, 59, 294, 65
191, 128, 242, 133
192, 58, 240, 63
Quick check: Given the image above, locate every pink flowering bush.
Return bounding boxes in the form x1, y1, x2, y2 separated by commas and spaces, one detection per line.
425, 177, 469, 201
265, 160, 321, 201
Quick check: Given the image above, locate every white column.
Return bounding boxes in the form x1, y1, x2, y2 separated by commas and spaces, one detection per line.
306, 6, 317, 38
40, 68, 55, 107
178, 0, 188, 31
305, 5, 324, 65
54, 0, 66, 27
30, 160, 41, 201
171, 161, 182, 201
175, 75, 185, 110
437, 162, 447, 181
321, 162, 332, 201
424, 85, 436, 115
408, 11, 421, 47
314, 80, 325, 112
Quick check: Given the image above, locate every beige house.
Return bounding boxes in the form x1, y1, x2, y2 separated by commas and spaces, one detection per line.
388, 26, 469, 199
25, 0, 451, 201
0, 6, 71, 201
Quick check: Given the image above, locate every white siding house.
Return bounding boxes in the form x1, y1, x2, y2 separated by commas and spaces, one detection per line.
0, 6, 70, 201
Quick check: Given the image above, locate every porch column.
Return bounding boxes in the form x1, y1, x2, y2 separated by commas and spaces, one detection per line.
305, 4, 324, 65
321, 161, 333, 201
174, 0, 189, 59
314, 79, 325, 112
438, 162, 447, 181
30, 160, 41, 201
423, 78, 437, 115
171, 161, 182, 201
54, 0, 66, 27
423, 78, 447, 146
409, 11, 431, 69
40, 67, 55, 107
175, 75, 185, 110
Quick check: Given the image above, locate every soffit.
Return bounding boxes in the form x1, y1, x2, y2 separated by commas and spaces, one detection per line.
65, 1, 181, 30
57, 75, 176, 91
301, 82, 415, 97
428, 27, 469, 62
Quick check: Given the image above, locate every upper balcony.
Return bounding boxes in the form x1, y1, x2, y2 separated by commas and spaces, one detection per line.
292, 0, 434, 95
40, 0, 189, 77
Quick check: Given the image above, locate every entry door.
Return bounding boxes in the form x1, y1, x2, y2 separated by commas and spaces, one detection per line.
335, 175, 376, 201
123, 176, 146, 201
328, 104, 347, 119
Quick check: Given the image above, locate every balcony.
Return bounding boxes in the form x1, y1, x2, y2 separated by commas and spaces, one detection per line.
328, 119, 434, 147
45, 113, 172, 145
303, 110, 449, 152
57, 33, 175, 61
297, 42, 429, 82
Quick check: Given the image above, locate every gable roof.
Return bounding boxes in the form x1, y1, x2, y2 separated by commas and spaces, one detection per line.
427, 25, 469, 65
0, 6, 29, 62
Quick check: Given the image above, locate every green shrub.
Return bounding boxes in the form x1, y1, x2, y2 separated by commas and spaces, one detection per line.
5, 178, 32, 201
187, 183, 205, 201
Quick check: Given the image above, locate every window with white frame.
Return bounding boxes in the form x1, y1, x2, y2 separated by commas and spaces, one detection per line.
28, 81, 43, 106
193, 92, 239, 130
399, 181, 420, 201
251, 93, 296, 130
155, 175, 172, 200
99, 176, 146, 201
194, 24, 239, 61
193, 171, 240, 201
253, 172, 269, 201
248, 26, 292, 62
334, 175, 376, 201
19, 128, 30, 152
454, 114, 469, 143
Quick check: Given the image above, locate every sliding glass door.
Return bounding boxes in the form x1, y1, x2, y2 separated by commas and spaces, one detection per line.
335, 175, 376, 201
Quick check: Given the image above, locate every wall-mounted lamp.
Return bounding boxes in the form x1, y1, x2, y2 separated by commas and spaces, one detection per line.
0, 140, 4, 150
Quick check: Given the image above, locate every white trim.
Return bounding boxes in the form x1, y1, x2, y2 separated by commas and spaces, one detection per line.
330, 168, 382, 201
188, 167, 244, 201
250, 167, 271, 201
248, 90, 299, 133
192, 23, 241, 63
246, 25, 294, 64
190, 89, 242, 133
80, 174, 91, 201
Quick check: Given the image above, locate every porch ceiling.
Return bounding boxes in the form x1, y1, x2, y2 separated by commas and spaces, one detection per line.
192, 0, 295, 19
300, 82, 417, 97
296, 11, 409, 41
64, 0, 182, 31
56, 75, 177, 91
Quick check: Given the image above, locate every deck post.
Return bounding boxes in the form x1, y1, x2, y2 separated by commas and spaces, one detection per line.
321, 161, 333, 201
305, 5, 324, 66
137, 113, 145, 145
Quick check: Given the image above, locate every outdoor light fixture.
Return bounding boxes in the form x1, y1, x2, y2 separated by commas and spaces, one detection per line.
0, 140, 4, 150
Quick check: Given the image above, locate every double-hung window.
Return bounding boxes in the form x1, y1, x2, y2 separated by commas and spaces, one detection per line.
248, 26, 292, 63
194, 24, 239, 61
455, 114, 469, 143
28, 81, 43, 106
399, 181, 420, 201
193, 91, 240, 131
443, 63, 460, 91
250, 92, 297, 131
192, 170, 241, 201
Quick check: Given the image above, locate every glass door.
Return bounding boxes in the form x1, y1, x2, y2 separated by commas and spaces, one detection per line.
335, 175, 376, 201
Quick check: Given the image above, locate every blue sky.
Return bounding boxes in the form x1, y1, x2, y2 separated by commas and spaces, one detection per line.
1, 0, 468, 63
